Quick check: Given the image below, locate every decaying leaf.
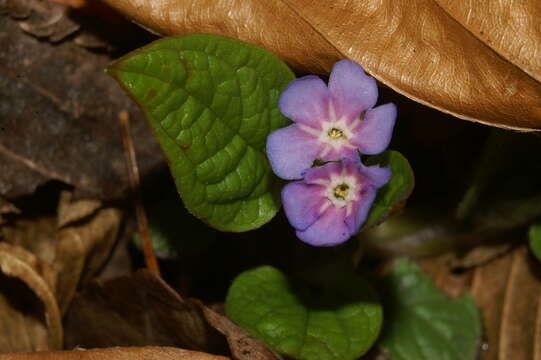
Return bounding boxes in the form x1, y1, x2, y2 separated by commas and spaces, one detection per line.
2, 217, 59, 273
64, 270, 226, 352
0, 346, 230, 360
0, 243, 62, 352
53, 192, 122, 314
0, 11, 163, 200
101, 0, 541, 131
198, 303, 280, 360
0, 0, 79, 42
0, 197, 19, 225
421, 245, 541, 360
442, 241, 515, 270
1, 191, 123, 315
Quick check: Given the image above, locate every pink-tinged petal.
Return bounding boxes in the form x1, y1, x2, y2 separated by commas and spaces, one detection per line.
351, 103, 397, 155
282, 182, 327, 231
266, 124, 322, 180
344, 187, 377, 234
303, 161, 342, 184
358, 163, 391, 188
296, 206, 351, 246
321, 147, 360, 164
328, 60, 378, 120
279, 75, 330, 127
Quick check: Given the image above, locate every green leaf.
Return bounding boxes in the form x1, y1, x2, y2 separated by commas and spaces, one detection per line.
107, 34, 295, 231
225, 266, 382, 360
379, 258, 481, 360
363, 150, 414, 229
133, 198, 216, 259
529, 222, 541, 263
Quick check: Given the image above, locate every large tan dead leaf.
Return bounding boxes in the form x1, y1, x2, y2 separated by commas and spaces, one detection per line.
421, 245, 541, 360
0, 243, 62, 352
102, 0, 541, 131
0, 346, 229, 360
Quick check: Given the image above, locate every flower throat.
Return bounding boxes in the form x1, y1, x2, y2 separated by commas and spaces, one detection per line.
333, 183, 349, 199
328, 128, 345, 139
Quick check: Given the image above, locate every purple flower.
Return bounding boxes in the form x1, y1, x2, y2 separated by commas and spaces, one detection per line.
282, 159, 390, 246
267, 59, 396, 180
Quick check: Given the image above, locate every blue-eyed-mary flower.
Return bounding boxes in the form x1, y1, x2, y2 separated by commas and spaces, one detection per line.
282, 159, 390, 246
267, 59, 396, 180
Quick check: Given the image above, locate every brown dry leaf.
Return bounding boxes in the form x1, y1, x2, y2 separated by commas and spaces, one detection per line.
53, 192, 122, 314
102, 0, 541, 131
2, 217, 58, 266
2, 0, 80, 42
0, 346, 229, 360
421, 245, 541, 360
0, 10, 163, 200
442, 240, 516, 270
64, 270, 226, 353
471, 246, 541, 360
198, 303, 279, 360
0, 243, 62, 352
0, 197, 19, 225
1, 191, 123, 315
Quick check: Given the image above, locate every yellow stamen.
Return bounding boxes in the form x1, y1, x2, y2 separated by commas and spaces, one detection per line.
328, 128, 345, 139
334, 183, 349, 199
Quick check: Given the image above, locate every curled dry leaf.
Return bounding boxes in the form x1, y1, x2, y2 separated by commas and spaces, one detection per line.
64, 270, 226, 352
102, 0, 541, 131
1, 217, 58, 268
420, 245, 541, 360
0, 197, 19, 225
1, 0, 80, 42
0, 346, 229, 360
198, 302, 280, 360
1, 191, 123, 315
53, 192, 122, 314
0, 243, 62, 352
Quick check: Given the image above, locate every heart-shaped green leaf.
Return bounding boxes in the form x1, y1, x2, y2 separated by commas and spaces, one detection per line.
107, 34, 295, 231
529, 222, 541, 263
379, 258, 481, 360
226, 266, 382, 360
363, 150, 414, 229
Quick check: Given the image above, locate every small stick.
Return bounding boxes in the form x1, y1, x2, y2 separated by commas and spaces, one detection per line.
118, 111, 161, 276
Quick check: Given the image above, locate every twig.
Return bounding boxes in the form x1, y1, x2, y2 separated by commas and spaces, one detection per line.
118, 111, 161, 277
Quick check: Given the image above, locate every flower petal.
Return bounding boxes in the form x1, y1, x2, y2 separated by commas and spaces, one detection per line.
344, 187, 377, 234
328, 60, 378, 120
302, 161, 342, 184
279, 75, 330, 127
266, 124, 322, 179
282, 182, 327, 231
359, 163, 392, 188
296, 206, 352, 246
321, 146, 360, 164
351, 103, 397, 155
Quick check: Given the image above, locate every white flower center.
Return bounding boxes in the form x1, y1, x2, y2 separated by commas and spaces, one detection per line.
314, 172, 362, 217
297, 102, 362, 158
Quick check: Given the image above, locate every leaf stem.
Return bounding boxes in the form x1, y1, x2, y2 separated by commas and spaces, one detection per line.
118, 111, 161, 276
